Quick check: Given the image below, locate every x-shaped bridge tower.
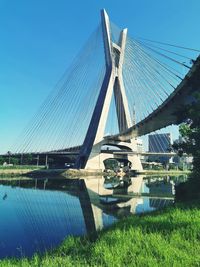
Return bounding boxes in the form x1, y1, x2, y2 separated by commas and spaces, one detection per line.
75, 10, 142, 171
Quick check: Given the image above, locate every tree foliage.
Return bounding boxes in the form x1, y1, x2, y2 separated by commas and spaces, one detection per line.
174, 93, 200, 200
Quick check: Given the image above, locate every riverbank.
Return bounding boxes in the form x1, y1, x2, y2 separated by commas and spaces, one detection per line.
143, 169, 191, 175
0, 167, 113, 178
1, 201, 200, 266
0, 166, 42, 177
0, 166, 190, 178
24, 168, 108, 178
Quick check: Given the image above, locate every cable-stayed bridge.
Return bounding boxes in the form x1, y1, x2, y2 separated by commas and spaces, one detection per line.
9, 10, 200, 171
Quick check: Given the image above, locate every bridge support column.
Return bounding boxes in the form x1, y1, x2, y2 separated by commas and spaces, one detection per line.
127, 154, 143, 172
84, 142, 104, 170
85, 140, 143, 172
86, 152, 142, 172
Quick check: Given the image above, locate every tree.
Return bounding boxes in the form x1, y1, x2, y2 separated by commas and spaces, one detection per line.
173, 93, 200, 200
10, 157, 20, 165
0, 156, 5, 165
21, 154, 33, 165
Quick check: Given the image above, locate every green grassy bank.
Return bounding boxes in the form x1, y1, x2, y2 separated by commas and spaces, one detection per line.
143, 170, 191, 175
0, 166, 43, 177
1, 201, 200, 267
0, 167, 110, 178
0, 166, 190, 178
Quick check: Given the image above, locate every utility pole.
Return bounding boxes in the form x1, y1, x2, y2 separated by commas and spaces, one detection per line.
36, 154, 39, 167
45, 154, 48, 169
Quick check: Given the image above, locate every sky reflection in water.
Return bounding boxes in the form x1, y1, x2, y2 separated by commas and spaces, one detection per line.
0, 175, 186, 259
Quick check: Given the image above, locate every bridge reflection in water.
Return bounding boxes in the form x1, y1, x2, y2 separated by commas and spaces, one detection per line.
0, 175, 185, 259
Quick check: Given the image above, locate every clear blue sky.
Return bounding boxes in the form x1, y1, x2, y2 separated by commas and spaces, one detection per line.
0, 0, 200, 153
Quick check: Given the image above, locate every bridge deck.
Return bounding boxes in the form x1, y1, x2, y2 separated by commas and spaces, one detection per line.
105, 55, 200, 141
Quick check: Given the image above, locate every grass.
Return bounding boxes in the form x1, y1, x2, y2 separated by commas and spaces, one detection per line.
0, 165, 45, 177
0, 165, 108, 178
0, 165, 44, 170
1, 201, 200, 267
143, 170, 191, 175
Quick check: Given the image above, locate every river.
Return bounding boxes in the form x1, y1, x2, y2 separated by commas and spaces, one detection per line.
0, 174, 187, 259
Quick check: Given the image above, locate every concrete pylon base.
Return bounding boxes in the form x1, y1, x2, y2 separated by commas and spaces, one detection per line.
127, 154, 143, 172
85, 140, 143, 172
85, 151, 112, 170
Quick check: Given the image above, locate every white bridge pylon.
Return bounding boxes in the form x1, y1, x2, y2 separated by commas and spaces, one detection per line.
75, 9, 142, 171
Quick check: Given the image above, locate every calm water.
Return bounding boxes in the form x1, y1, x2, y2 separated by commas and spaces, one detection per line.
0, 175, 187, 259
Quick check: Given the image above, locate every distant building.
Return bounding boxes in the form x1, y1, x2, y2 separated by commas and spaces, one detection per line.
136, 138, 143, 153
148, 133, 172, 164
149, 133, 171, 152
131, 137, 144, 162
